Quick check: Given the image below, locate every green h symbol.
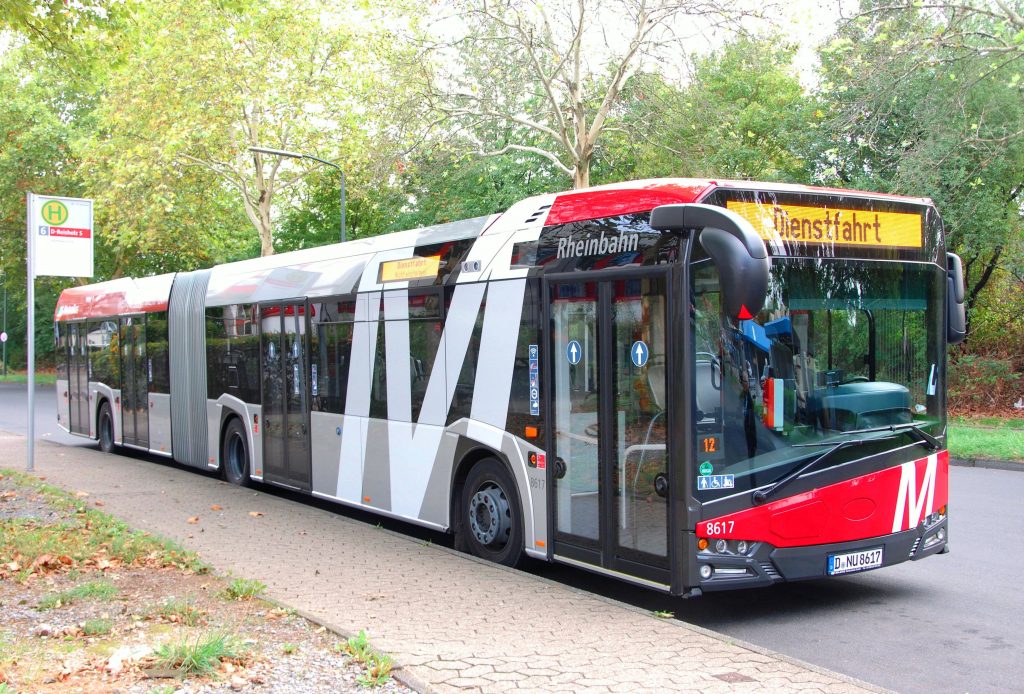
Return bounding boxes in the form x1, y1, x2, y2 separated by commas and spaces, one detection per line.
41, 200, 68, 225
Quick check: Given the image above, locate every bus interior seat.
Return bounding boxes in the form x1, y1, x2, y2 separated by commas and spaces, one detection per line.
694, 357, 720, 422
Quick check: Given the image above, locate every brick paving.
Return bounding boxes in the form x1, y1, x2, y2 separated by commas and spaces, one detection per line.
2, 434, 889, 693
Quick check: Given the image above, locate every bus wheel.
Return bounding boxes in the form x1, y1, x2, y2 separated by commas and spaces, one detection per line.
97, 402, 115, 454
222, 418, 251, 487
461, 458, 523, 567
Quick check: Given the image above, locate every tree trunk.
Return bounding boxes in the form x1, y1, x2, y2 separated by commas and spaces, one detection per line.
258, 198, 274, 257
573, 152, 590, 189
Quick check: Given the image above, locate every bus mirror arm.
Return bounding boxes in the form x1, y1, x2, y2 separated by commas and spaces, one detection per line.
650, 203, 770, 319
946, 252, 966, 345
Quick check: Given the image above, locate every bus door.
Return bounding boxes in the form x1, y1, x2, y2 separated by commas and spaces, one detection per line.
119, 316, 149, 448
259, 302, 311, 490
67, 322, 89, 435
548, 272, 671, 586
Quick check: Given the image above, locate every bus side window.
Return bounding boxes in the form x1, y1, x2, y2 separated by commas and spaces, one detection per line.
311, 297, 355, 415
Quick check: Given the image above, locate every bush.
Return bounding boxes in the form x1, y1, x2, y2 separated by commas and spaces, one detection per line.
948, 349, 1022, 416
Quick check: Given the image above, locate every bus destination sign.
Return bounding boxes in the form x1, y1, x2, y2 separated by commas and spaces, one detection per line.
727, 201, 923, 249
379, 255, 441, 283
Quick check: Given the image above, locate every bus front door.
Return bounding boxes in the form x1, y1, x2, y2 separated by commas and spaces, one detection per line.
260, 302, 311, 491
549, 274, 671, 586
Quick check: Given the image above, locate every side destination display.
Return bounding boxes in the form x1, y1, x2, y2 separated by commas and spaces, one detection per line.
379, 255, 441, 282
727, 200, 923, 249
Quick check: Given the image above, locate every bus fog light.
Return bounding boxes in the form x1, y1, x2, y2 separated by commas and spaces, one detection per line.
715, 539, 728, 554
937, 528, 946, 542
699, 564, 713, 580
737, 540, 749, 555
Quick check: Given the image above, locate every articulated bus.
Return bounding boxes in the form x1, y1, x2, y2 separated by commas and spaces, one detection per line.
54, 179, 966, 596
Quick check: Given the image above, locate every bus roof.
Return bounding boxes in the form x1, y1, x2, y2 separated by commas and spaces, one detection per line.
53, 178, 936, 318
544, 178, 934, 226
54, 273, 175, 321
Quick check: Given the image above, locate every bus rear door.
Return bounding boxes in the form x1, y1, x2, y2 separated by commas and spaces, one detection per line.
259, 301, 312, 490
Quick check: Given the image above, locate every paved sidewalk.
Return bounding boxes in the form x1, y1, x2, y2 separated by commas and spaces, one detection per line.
3, 434, 888, 693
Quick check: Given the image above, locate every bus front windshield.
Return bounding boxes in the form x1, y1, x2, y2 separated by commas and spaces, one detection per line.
691, 257, 946, 499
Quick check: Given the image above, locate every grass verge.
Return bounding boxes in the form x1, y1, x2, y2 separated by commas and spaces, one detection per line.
948, 422, 1024, 462
0, 372, 57, 386
0, 468, 207, 580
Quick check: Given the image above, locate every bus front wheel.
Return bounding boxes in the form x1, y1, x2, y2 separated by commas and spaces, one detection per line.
97, 401, 115, 454
460, 458, 523, 567
221, 418, 251, 487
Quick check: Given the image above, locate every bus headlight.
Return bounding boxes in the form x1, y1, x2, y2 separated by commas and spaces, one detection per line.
736, 540, 749, 555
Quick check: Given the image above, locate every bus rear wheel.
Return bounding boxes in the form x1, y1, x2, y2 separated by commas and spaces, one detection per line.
460, 458, 523, 567
97, 401, 115, 454
222, 418, 251, 487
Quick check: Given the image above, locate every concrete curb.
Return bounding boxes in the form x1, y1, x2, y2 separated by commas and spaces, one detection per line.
950, 457, 1023, 472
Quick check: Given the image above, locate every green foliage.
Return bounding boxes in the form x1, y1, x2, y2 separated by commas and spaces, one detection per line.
356, 651, 394, 688
606, 38, 817, 183
37, 581, 118, 610
154, 631, 245, 676
341, 630, 394, 687
154, 598, 206, 626
220, 578, 265, 601
0, 468, 208, 577
80, 618, 113, 636
949, 352, 1022, 415
815, 4, 1024, 323
948, 423, 1024, 462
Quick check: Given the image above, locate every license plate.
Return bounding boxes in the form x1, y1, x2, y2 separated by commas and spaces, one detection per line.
828, 547, 884, 575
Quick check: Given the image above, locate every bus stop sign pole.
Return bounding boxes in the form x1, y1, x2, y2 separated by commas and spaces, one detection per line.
25, 193, 95, 472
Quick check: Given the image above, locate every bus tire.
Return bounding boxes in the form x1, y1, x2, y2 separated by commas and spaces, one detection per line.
221, 418, 251, 487
460, 457, 524, 567
97, 401, 115, 454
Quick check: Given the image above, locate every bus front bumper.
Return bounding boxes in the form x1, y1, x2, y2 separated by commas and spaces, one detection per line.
694, 515, 948, 592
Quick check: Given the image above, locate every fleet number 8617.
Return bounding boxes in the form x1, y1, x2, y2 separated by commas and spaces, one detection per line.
703, 521, 735, 536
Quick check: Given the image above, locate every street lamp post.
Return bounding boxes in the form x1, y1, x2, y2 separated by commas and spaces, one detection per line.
248, 146, 346, 244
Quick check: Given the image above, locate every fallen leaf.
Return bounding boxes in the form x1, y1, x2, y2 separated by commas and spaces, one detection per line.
210, 504, 223, 511
94, 500, 105, 507
74, 491, 89, 498
248, 511, 264, 518
58, 555, 73, 566
187, 516, 199, 524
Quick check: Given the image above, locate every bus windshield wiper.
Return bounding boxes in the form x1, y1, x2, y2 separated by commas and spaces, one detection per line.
886, 422, 941, 451
750, 423, 941, 506
751, 437, 867, 506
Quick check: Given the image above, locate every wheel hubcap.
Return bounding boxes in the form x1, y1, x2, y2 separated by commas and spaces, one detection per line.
469, 483, 510, 548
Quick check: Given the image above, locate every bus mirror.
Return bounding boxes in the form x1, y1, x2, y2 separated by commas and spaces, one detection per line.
946, 252, 966, 344
650, 203, 770, 319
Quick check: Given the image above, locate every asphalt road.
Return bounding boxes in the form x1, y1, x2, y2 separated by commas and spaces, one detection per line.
3, 382, 1021, 694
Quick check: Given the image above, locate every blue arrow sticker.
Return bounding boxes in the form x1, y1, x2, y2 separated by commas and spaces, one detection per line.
566, 340, 582, 365
631, 340, 649, 367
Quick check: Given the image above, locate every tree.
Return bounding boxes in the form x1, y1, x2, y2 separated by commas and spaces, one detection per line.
600, 37, 817, 182
423, 0, 761, 189
80, 0, 407, 256
817, 3, 1024, 334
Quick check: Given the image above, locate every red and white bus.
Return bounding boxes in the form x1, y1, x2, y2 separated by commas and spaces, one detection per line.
54, 179, 965, 596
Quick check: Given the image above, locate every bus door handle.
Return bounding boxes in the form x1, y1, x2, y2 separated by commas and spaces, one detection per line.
554, 457, 567, 480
